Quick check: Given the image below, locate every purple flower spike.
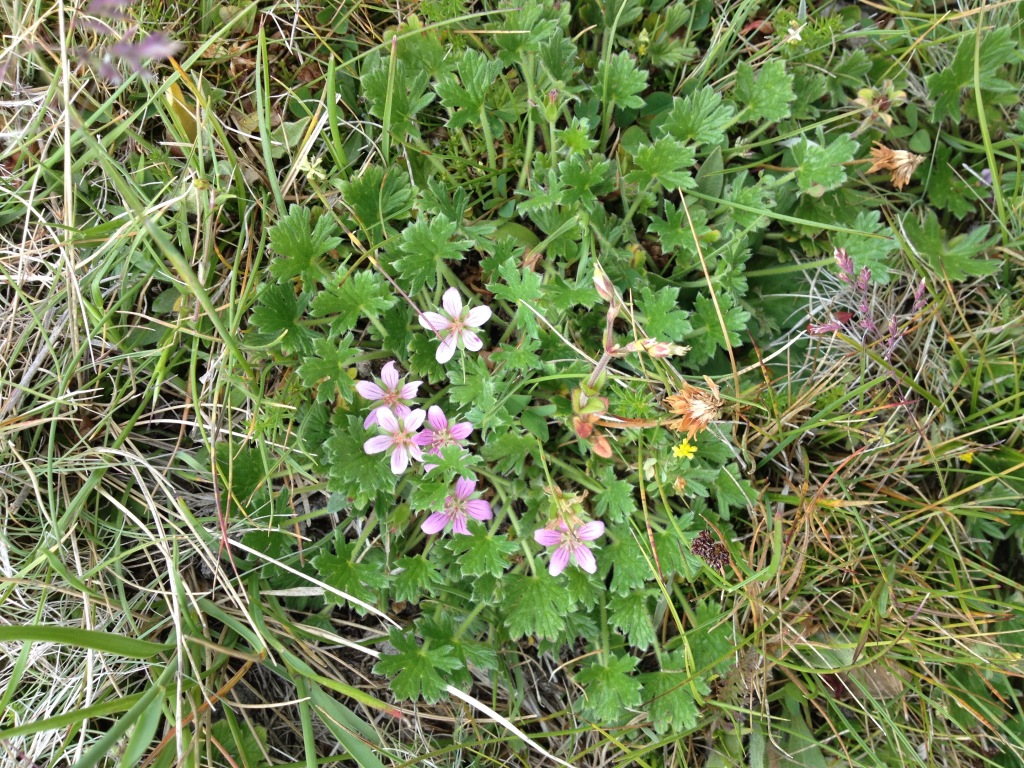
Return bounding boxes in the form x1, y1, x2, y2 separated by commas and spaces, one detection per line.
418, 287, 492, 365
422, 478, 493, 535
363, 407, 425, 475
533, 520, 606, 576
355, 361, 422, 428
414, 405, 473, 471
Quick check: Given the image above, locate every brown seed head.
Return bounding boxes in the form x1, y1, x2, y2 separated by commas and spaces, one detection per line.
664, 376, 723, 438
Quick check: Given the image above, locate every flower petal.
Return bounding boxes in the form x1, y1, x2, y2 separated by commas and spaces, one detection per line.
403, 408, 426, 431
465, 305, 492, 327
390, 446, 409, 475
435, 335, 458, 364
399, 381, 422, 399
375, 407, 399, 432
452, 515, 470, 535
355, 381, 385, 400
448, 422, 473, 440
407, 444, 424, 463
394, 404, 412, 419
363, 435, 392, 455
454, 477, 476, 499
549, 546, 570, 576
426, 405, 447, 431
577, 521, 606, 541
421, 512, 451, 535
574, 544, 597, 574
419, 312, 450, 332
363, 411, 378, 429
413, 430, 436, 447
380, 361, 399, 389
534, 528, 563, 547
441, 287, 463, 319
466, 499, 492, 521
461, 331, 484, 352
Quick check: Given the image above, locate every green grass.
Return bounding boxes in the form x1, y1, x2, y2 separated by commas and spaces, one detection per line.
1, 0, 1023, 766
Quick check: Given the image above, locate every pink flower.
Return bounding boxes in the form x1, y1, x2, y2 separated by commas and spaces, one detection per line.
355, 361, 422, 428
363, 407, 425, 475
533, 520, 606, 576
418, 287, 492, 365
413, 405, 473, 471
421, 477, 493, 535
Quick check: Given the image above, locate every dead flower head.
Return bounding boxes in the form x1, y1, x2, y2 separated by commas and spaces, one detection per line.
867, 143, 925, 191
664, 376, 723, 438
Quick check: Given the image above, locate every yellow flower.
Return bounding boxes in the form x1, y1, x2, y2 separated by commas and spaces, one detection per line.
673, 440, 697, 460
961, 450, 975, 465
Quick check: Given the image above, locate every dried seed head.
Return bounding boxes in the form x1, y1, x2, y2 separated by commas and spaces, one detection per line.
664, 376, 723, 438
867, 143, 925, 190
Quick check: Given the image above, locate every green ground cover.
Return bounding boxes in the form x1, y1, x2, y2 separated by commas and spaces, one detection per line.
1, 0, 1023, 765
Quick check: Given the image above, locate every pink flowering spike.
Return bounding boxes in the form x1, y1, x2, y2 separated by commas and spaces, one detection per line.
577, 521, 606, 541
534, 528, 563, 547
549, 546, 571, 576
574, 544, 598, 573
418, 287, 492, 365
422, 512, 450, 535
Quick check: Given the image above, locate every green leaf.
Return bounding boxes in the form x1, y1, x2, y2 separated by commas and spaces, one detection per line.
488, 258, 544, 335
502, 573, 572, 641
334, 165, 413, 248
926, 143, 977, 219
792, 132, 857, 198
296, 335, 358, 403
392, 555, 444, 603
373, 627, 463, 703
625, 138, 696, 191
0, 626, 171, 658
575, 653, 643, 723
445, 530, 518, 578
656, 86, 735, 147
391, 214, 472, 293
362, 56, 436, 142
310, 269, 396, 335
714, 463, 756, 518
685, 293, 750, 365
593, 468, 638, 524
480, 430, 537, 475
637, 285, 693, 340
435, 49, 505, 130
926, 27, 1021, 124
249, 283, 317, 355
688, 601, 737, 675
903, 209, 999, 281
417, 614, 498, 690
734, 59, 795, 124
312, 538, 388, 615
558, 153, 614, 211
608, 590, 658, 650
325, 415, 398, 509
268, 205, 343, 285
597, 51, 648, 110
641, 657, 708, 734
603, 536, 653, 596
